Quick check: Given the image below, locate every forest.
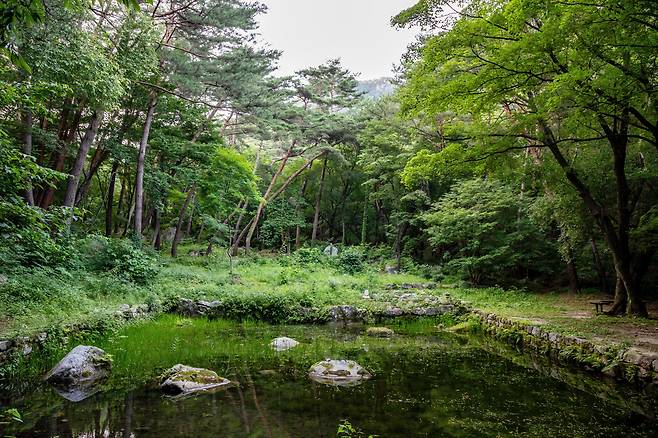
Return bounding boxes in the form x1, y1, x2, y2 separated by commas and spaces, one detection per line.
1, 0, 658, 436
0, 0, 656, 323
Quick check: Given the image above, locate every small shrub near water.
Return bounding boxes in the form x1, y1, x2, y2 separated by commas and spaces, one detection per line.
80, 236, 159, 284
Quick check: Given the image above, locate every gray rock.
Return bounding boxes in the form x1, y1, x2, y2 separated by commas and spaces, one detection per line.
412, 305, 454, 316
323, 244, 339, 256
176, 299, 221, 316
384, 265, 398, 274
45, 346, 112, 385
328, 305, 361, 322
308, 359, 371, 387
270, 337, 299, 351
0, 340, 11, 352
160, 364, 230, 397
36, 332, 48, 342
383, 307, 404, 317
398, 293, 417, 301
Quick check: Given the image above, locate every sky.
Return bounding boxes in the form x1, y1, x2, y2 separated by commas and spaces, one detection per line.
257, 0, 420, 80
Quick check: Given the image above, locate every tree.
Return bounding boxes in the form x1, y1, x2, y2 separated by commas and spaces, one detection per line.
394, 0, 658, 315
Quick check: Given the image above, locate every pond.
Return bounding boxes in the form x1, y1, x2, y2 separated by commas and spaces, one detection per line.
1, 316, 657, 437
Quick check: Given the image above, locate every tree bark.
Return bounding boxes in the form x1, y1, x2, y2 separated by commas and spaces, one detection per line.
64, 110, 103, 208
590, 237, 609, 294
294, 175, 311, 249
21, 110, 35, 205
134, 91, 158, 237
40, 103, 84, 209
311, 153, 329, 244
105, 161, 119, 237
171, 186, 195, 257
152, 208, 162, 250
114, 174, 126, 235
565, 245, 579, 294
244, 146, 294, 252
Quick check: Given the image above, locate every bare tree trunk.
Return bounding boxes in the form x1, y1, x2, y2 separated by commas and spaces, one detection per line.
40, 104, 84, 209
186, 191, 196, 235
590, 237, 609, 294
171, 186, 195, 257
394, 221, 408, 272
311, 153, 328, 244
234, 150, 321, 254
64, 110, 103, 208
606, 270, 628, 315
114, 174, 126, 234
21, 110, 35, 205
245, 146, 293, 252
105, 161, 119, 237
152, 209, 162, 250
294, 174, 311, 249
134, 91, 157, 237
75, 147, 108, 206
565, 245, 580, 294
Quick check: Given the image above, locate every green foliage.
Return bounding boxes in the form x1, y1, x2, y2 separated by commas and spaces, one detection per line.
292, 246, 326, 265
337, 246, 365, 275
80, 236, 159, 284
423, 179, 558, 284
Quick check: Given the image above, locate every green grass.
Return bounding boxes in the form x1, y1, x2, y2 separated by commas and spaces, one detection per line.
0, 243, 427, 338
1, 242, 656, 354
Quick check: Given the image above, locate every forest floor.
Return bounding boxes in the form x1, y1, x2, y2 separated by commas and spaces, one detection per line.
1, 246, 656, 354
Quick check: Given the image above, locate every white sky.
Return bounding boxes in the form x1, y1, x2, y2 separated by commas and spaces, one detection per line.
257, 0, 419, 80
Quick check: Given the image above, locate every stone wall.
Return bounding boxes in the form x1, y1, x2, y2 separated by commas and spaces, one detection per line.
470, 309, 658, 386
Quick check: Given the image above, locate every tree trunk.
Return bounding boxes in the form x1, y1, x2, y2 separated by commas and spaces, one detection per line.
21, 110, 35, 205
105, 161, 119, 237
134, 91, 158, 237
394, 221, 408, 271
311, 153, 328, 244
186, 191, 196, 235
114, 174, 126, 235
40, 104, 84, 209
565, 245, 579, 294
64, 110, 103, 208
171, 186, 195, 257
244, 146, 293, 252
590, 237, 609, 294
76, 147, 109, 206
606, 270, 628, 315
152, 209, 162, 250
234, 149, 321, 255
294, 175, 311, 249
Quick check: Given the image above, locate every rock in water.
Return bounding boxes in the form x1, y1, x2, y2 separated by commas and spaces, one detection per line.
308, 359, 372, 387
366, 327, 394, 338
160, 364, 230, 397
270, 336, 299, 351
44, 345, 112, 402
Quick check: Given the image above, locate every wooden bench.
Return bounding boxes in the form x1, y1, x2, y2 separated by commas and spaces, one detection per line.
590, 300, 614, 314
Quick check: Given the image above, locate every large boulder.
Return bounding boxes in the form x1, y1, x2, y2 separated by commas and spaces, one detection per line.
44, 346, 112, 402
328, 305, 363, 322
160, 364, 230, 397
176, 298, 221, 317
270, 337, 299, 352
308, 359, 371, 387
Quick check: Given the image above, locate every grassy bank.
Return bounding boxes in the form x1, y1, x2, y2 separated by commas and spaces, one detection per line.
1, 242, 656, 355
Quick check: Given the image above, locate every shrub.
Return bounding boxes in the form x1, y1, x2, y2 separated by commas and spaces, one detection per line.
336, 247, 365, 275
293, 247, 326, 265
80, 236, 159, 284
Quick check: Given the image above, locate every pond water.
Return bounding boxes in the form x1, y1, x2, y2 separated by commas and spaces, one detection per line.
1, 316, 657, 437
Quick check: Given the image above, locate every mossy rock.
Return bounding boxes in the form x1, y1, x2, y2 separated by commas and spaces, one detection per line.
366, 327, 394, 338
308, 359, 371, 387
160, 364, 231, 396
